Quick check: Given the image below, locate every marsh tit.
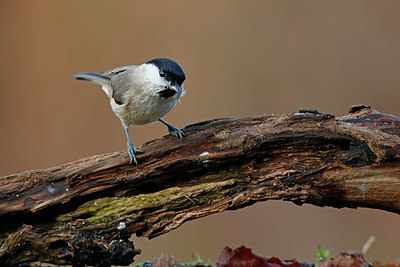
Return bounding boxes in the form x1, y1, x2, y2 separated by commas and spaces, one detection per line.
72, 58, 186, 165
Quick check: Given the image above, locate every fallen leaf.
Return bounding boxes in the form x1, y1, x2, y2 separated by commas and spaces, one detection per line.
217, 246, 302, 267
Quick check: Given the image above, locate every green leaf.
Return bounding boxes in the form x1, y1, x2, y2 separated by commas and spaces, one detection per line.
316, 245, 331, 260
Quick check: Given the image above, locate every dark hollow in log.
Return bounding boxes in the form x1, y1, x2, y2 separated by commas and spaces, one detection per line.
0, 105, 399, 266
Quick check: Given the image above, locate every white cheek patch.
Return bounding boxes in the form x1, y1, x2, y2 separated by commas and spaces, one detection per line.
141, 64, 169, 93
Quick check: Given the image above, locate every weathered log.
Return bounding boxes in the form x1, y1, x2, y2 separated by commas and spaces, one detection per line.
0, 105, 399, 266
0, 224, 140, 266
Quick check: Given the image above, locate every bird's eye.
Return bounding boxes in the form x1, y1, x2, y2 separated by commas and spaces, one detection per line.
159, 71, 166, 77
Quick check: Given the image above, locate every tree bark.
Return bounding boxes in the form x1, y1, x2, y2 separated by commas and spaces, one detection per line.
0, 105, 399, 266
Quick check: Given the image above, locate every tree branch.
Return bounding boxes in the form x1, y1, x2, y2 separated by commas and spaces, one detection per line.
0, 105, 399, 266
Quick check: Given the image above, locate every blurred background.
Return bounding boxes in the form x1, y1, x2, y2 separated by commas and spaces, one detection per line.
0, 0, 399, 264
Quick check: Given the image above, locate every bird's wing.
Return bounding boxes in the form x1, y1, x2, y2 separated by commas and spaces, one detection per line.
110, 66, 140, 105
102, 65, 138, 75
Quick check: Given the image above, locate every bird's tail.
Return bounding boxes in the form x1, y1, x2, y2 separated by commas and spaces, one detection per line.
72, 72, 112, 98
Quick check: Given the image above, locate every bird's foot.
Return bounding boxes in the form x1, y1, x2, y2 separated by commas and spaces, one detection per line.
127, 140, 142, 165
167, 124, 185, 139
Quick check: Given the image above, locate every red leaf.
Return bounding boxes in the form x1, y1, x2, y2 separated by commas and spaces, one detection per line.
217, 246, 301, 267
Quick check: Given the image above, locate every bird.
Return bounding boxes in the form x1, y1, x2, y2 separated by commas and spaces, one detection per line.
72, 58, 186, 165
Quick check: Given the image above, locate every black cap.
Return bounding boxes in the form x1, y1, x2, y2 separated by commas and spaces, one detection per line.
147, 58, 186, 85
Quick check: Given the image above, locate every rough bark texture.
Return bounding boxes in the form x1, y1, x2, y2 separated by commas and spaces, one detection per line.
0, 105, 399, 266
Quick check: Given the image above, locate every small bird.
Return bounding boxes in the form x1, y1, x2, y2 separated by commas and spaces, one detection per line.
72, 58, 186, 164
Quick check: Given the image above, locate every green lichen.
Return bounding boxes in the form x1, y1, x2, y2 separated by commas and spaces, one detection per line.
56, 179, 236, 228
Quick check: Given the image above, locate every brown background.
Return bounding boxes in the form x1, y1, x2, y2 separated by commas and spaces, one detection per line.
0, 1, 399, 264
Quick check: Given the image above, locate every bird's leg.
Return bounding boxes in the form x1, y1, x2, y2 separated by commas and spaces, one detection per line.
125, 127, 142, 165
159, 118, 185, 138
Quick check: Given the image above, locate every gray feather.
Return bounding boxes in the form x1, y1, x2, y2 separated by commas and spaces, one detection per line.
72, 72, 111, 86
72, 72, 113, 98
110, 68, 140, 105
102, 65, 138, 75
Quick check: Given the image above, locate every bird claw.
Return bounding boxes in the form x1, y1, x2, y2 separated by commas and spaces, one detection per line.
134, 147, 143, 153
127, 140, 140, 165
167, 125, 185, 139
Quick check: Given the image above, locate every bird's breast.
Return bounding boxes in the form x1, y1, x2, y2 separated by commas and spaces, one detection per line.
112, 91, 179, 126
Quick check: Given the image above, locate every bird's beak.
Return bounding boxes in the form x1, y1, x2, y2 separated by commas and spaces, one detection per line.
172, 84, 182, 95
